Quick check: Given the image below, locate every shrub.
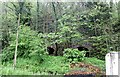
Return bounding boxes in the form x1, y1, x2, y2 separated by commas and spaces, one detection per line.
90, 36, 108, 60
63, 48, 85, 63
2, 26, 45, 62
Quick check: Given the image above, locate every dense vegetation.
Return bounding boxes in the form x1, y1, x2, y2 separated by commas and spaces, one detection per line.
0, 0, 120, 75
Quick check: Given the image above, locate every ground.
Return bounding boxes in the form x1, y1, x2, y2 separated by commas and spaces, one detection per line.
66, 62, 105, 75
1, 55, 105, 75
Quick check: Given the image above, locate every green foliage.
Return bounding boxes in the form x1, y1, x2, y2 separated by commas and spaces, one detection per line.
1, 61, 33, 75
63, 48, 85, 63
57, 12, 83, 45
1, 66, 33, 75
90, 36, 108, 60
1, 56, 106, 75
2, 26, 45, 62
1, 56, 70, 75
38, 55, 70, 74
1, 2, 119, 75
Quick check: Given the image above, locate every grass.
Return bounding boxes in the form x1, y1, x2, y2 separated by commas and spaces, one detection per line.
83, 57, 105, 71
1, 55, 70, 75
1, 55, 105, 75
0, 64, 33, 75
38, 55, 70, 74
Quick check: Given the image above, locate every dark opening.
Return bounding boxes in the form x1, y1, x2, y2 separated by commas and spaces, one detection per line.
47, 47, 54, 55
77, 46, 90, 57
77, 46, 89, 51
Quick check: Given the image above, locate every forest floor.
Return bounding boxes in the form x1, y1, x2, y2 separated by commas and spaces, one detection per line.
65, 62, 105, 75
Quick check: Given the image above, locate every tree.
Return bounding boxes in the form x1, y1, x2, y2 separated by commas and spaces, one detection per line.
13, 13, 20, 69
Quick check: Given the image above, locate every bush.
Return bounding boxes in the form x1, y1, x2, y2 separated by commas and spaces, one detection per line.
2, 26, 45, 62
90, 36, 108, 60
63, 48, 85, 63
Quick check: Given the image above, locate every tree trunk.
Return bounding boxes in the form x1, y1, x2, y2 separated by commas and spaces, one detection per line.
13, 13, 20, 69
36, 0, 39, 31
52, 2, 59, 56
118, 1, 120, 21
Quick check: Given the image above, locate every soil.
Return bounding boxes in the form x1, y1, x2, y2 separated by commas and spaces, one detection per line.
65, 62, 105, 75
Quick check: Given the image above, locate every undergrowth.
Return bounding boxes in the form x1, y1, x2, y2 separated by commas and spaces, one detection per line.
1, 55, 105, 75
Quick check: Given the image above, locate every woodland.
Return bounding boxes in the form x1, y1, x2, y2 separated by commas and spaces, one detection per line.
0, 0, 120, 75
